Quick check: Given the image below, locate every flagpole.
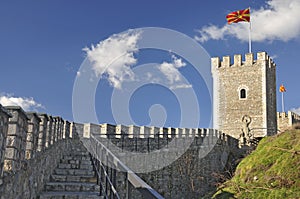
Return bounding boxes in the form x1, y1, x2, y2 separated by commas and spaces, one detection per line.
282, 91, 285, 113
248, 7, 252, 53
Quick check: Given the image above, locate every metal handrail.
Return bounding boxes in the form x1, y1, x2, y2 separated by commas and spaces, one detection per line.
80, 133, 164, 199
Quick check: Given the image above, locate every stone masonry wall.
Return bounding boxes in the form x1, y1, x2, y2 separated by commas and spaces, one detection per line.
0, 104, 242, 199
277, 111, 300, 132
4, 106, 29, 174
138, 141, 237, 198
0, 105, 11, 179
25, 112, 41, 160
0, 138, 73, 199
118, 132, 239, 198
37, 114, 48, 152
81, 123, 240, 198
0, 104, 74, 198
211, 52, 277, 139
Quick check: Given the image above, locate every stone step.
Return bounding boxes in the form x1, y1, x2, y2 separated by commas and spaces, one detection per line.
38, 142, 103, 199
54, 168, 95, 176
69, 146, 88, 150
45, 182, 100, 192
39, 191, 103, 199
62, 155, 92, 161
51, 174, 97, 183
63, 151, 90, 156
60, 159, 92, 165
58, 163, 94, 170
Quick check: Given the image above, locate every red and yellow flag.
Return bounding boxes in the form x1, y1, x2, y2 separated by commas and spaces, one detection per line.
279, 84, 286, 92
226, 8, 250, 24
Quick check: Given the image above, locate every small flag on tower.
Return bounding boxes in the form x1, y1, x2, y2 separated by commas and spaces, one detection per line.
226, 8, 250, 24
279, 84, 286, 92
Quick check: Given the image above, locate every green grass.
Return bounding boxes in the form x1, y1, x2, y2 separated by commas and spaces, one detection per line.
213, 130, 300, 199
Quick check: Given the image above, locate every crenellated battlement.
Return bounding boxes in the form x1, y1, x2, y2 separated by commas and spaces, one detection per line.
277, 111, 300, 121
277, 112, 288, 118
292, 112, 300, 121
211, 51, 276, 69
277, 111, 300, 132
84, 122, 219, 139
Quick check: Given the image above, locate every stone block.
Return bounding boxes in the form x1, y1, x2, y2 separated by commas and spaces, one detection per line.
175, 128, 183, 138
233, 54, 242, 66
26, 142, 33, 150
100, 123, 115, 138
145, 126, 151, 138
221, 55, 230, 67
66, 184, 81, 191
159, 127, 168, 138
26, 132, 34, 142
54, 168, 68, 175
6, 135, 21, 148
150, 126, 159, 138
211, 57, 220, 68
167, 127, 175, 138
129, 125, 140, 138
3, 159, 18, 171
51, 174, 66, 182
66, 175, 81, 182
79, 164, 93, 170
46, 182, 65, 191
4, 147, 18, 159
245, 53, 253, 65
116, 124, 129, 138
58, 163, 71, 169
7, 124, 18, 136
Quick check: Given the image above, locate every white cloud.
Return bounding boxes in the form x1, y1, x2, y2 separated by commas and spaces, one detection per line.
195, 0, 300, 43
291, 107, 300, 115
83, 29, 141, 89
170, 84, 192, 90
195, 25, 230, 43
270, 54, 278, 60
158, 55, 191, 90
0, 94, 44, 111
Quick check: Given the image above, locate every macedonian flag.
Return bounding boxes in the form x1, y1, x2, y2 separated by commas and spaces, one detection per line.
279, 84, 286, 92
226, 8, 250, 24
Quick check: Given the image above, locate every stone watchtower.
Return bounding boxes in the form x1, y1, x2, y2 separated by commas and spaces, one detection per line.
211, 52, 277, 140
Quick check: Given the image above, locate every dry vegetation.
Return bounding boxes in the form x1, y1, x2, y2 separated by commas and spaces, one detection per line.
212, 130, 300, 199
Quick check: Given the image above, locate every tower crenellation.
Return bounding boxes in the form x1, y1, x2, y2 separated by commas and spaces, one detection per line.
212, 52, 276, 69
233, 54, 242, 66
245, 53, 254, 65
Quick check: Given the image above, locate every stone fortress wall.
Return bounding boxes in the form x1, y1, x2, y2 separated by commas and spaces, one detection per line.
72, 123, 240, 198
0, 106, 299, 196
0, 104, 75, 198
277, 111, 300, 132
0, 104, 241, 198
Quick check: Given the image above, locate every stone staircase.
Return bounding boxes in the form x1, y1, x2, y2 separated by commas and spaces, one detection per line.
39, 141, 103, 199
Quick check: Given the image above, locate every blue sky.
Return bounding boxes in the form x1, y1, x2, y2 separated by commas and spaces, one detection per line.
1, 0, 300, 128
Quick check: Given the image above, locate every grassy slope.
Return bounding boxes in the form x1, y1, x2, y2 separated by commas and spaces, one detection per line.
213, 130, 300, 199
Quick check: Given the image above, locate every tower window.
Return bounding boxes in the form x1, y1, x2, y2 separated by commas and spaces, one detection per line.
240, 89, 246, 99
